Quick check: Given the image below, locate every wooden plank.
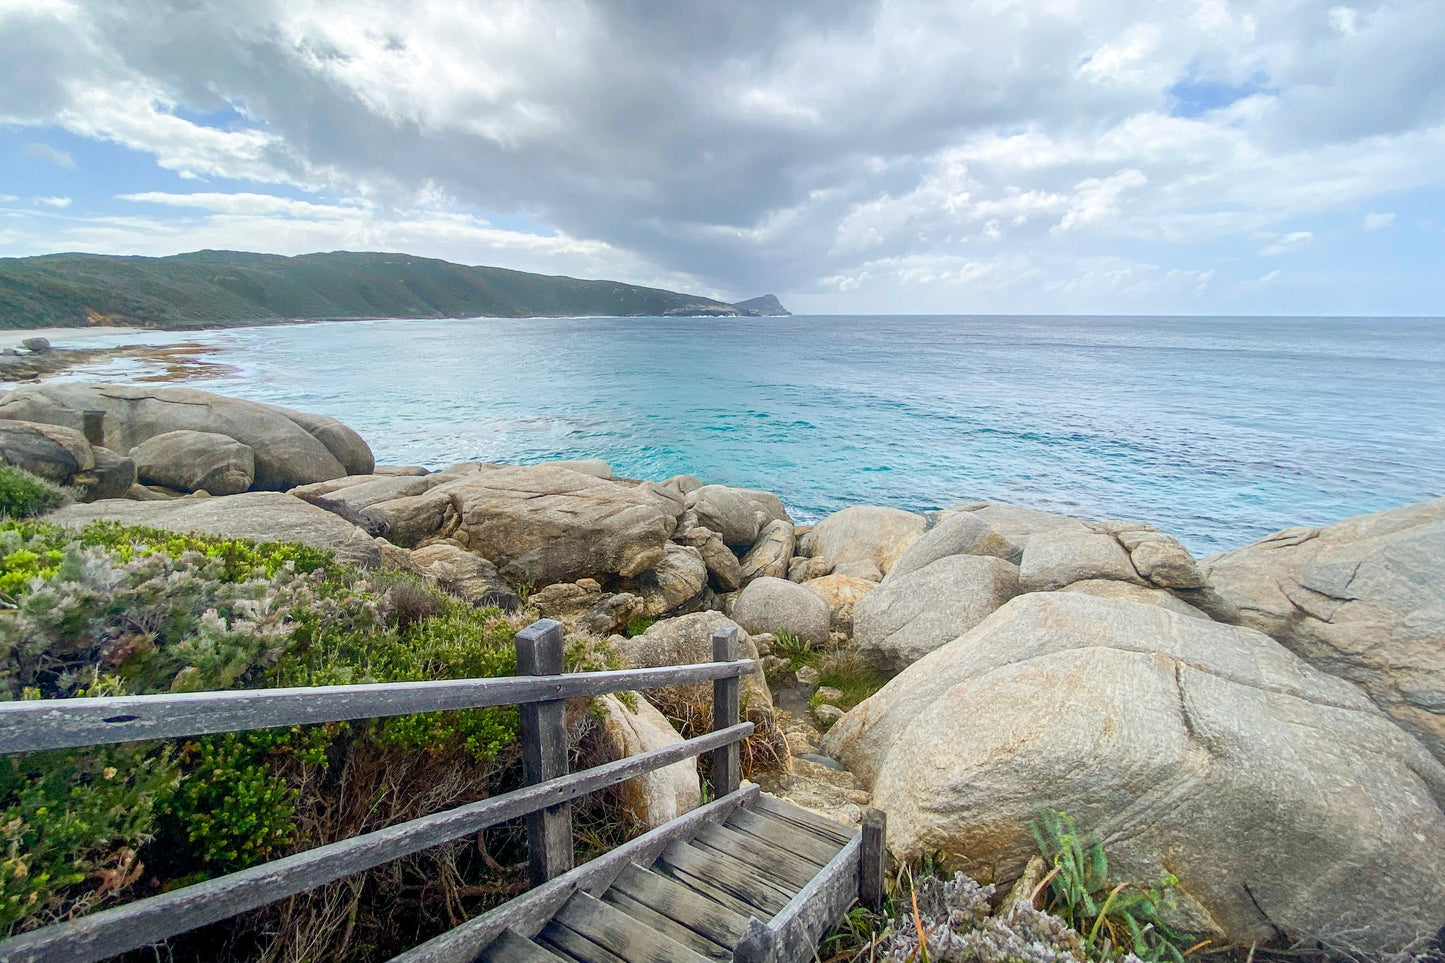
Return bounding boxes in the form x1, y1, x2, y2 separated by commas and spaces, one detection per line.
692, 824, 817, 889
0, 724, 752, 963
711, 628, 740, 797
751, 795, 855, 846
0, 661, 756, 753
652, 861, 765, 921
538, 920, 629, 963
481, 929, 569, 963
600, 890, 730, 960
554, 892, 713, 963
608, 864, 751, 948
391, 786, 759, 963
724, 810, 839, 867
517, 620, 573, 886
735, 832, 862, 963
657, 842, 791, 916
860, 808, 888, 910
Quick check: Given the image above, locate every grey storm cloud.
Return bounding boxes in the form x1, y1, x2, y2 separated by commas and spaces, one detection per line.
1, 0, 1443, 309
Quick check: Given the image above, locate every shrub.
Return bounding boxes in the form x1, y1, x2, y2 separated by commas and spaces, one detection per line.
0, 466, 67, 520
811, 653, 887, 712
621, 616, 655, 637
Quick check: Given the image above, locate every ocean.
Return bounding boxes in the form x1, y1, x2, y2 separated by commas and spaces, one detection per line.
33, 314, 1445, 556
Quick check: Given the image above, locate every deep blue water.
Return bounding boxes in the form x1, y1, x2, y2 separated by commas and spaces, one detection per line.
42, 315, 1445, 555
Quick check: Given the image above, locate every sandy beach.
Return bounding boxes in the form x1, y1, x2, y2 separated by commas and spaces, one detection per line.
0, 326, 147, 349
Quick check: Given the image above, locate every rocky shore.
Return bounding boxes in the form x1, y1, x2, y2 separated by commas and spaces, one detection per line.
2, 381, 1442, 957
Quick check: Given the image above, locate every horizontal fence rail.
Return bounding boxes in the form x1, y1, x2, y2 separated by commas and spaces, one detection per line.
0, 723, 753, 963
0, 617, 759, 963
0, 660, 754, 753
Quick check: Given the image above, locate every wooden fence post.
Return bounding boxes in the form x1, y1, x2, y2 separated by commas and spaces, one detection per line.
515, 618, 573, 886
861, 808, 888, 910
712, 626, 741, 798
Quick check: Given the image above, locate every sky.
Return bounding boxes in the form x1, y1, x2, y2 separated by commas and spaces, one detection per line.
1, 0, 1442, 315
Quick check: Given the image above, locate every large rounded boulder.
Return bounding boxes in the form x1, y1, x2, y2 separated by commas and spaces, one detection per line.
822, 592, 1445, 954
884, 510, 1020, 582
131, 430, 255, 496
732, 576, 831, 645
854, 555, 1020, 672
0, 383, 373, 490
1202, 496, 1445, 765
798, 506, 925, 582
614, 611, 772, 713
684, 485, 791, 548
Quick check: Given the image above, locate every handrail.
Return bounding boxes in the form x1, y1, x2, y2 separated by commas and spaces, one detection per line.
0, 617, 755, 963
0, 660, 755, 753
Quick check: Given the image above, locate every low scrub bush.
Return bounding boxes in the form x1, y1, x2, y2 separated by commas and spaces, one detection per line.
0, 466, 67, 520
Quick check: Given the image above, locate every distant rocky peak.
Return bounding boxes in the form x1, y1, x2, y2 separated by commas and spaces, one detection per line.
732, 294, 792, 317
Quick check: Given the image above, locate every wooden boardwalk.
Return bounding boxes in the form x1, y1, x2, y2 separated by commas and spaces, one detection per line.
474, 792, 867, 963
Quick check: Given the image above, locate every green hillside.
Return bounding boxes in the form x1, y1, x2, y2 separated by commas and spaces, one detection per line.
0, 250, 744, 329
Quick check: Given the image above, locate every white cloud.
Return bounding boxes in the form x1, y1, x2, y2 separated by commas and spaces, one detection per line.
1258, 231, 1314, 255
21, 142, 75, 168
33, 195, 71, 208
1363, 211, 1395, 230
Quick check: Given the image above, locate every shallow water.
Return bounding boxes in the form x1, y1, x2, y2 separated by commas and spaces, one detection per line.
32, 314, 1445, 556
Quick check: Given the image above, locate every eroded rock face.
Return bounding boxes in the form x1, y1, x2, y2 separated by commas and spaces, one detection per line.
739, 518, 795, 583
823, 592, 1445, 954
674, 526, 742, 592
131, 430, 255, 496
958, 502, 1088, 549
51, 493, 382, 568
0, 384, 373, 490
884, 511, 1021, 581
1202, 497, 1445, 763
619, 543, 708, 618
1059, 578, 1207, 619
83, 447, 137, 501
0, 419, 92, 483
684, 485, 792, 548
854, 555, 1020, 672
594, 692, 700, 830
732, 576, 832, 645
406, 464, 684, 585
798, 506, 925, 582
410, 542, 520, 611
802, 573, 877, 633
1018, 527, 1141, 593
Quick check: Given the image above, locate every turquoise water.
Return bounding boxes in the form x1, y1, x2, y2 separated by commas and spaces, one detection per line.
44, 315, 1445, 555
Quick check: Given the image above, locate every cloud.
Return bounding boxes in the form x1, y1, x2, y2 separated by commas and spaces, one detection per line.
21, 141, 75, 168
32, 195, 71, 208
1363, 211, 1395, 230
0, 0, 1442, 310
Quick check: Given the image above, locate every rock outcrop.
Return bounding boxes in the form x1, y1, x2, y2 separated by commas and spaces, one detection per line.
0, 419, 93, 484
823, 592, 1445, 953
884, 510, 1020, 581
409, 542, 520, 611
0, 384, 373, 491
738, 518, 795, 583
732, 576, 832, 645
51, 493, 383, 568
594, 692, 701, 830
801, 573, 877, 633
613, 612, 773, 714
1202, 497, 1445, 764
684, 485, 791, 548
797, 506, 925, 581
854, 555, 1020, 672
131, 430, 255, 496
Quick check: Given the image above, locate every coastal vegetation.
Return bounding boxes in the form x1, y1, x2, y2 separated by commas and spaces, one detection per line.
0, 250, 749, 329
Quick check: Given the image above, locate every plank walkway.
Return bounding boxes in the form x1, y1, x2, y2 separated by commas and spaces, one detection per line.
476, 793, 860, 963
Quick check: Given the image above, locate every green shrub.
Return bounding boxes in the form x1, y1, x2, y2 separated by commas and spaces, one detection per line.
0, 466, 67, 521
812, 653, 887, 712
622, 616, 655, 637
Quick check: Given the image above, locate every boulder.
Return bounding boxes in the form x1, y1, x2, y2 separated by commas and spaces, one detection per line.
885, 511, 1021, 581
787, 555, 833, 583
1017, 527, 1141, 593
957, 502, 1088, 549
684, 485, 792, 548
410, 543, 520, 610
539, 458, 612, 479
1202, 497, 1445, 764
130, 430, 256, 496
798, 506, 925, 582
615, 611, 773, 713
738, 519, 795, 583
801, 573, 877, 633
595, 692, 701, 830
373, 465, 431, 477
0, 419, 92, 483
0, 384, 374, 490
50, 492, 382, 568
854, 555, 1020, 672
674, 527, 743, 592
1109, 524, 1205, 589
822, 593, 1445, 953
574, 593, 646, 637
369, 489, 460, 547
618, 543, 708, 618
1059, 579, 1208, 619
732, 576, 831, 646
291, 473, 444, 535
440, 464, 683, 585
20, 337, 50, 353
660, 474, 704, 496
79, 447, 137, 501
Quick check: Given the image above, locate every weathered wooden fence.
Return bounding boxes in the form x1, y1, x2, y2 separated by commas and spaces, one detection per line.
0, 619, 757, 963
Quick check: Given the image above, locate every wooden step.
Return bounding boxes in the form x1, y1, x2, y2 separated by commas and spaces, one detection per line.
553, 891, 713, 963
751, 795, 856, 846
480, 928, 569, 962
608, 863, 752, 947
724, 808, 843, 867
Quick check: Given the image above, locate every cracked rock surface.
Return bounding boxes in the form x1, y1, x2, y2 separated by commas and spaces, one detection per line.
1203, 496, 1445, 765
821, 591, 1445, 954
